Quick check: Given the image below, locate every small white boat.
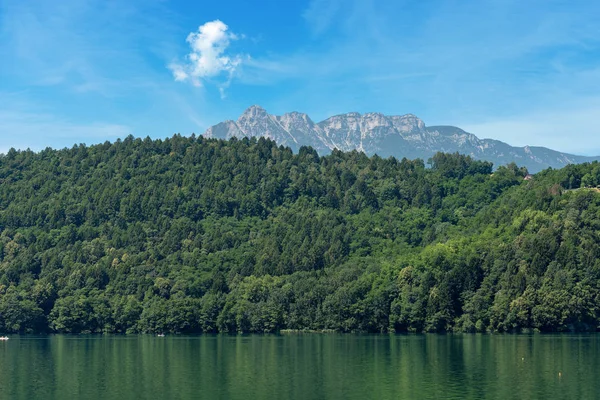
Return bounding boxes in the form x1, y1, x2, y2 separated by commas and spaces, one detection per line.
157, 333, 165, 337
0, 337, 9, 341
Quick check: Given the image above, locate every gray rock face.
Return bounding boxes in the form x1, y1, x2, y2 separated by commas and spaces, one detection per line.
203, 106, 600, 173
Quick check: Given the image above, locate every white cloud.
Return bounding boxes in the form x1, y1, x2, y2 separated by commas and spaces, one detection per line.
169, 20, 244, 90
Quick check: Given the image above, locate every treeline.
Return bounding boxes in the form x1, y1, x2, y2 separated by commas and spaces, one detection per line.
0, 134, 598, 334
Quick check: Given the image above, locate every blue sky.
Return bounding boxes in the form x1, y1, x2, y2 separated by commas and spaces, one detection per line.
1, 0, 599, 155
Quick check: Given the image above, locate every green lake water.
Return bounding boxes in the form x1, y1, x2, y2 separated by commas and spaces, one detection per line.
0, 334, 597, 399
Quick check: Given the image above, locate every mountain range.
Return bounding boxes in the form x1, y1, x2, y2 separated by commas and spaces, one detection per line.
203, 105, 600, 173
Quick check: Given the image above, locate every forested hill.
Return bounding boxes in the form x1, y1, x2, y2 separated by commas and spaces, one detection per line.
0, 134, 599, 334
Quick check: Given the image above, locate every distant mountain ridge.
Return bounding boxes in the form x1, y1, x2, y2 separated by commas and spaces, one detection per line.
204, 105, 600, 173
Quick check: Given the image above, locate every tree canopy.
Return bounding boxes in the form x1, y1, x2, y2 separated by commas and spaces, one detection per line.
0, 134, 598, 334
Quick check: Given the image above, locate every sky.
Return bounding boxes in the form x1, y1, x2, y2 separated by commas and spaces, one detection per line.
0, 0, 599, 155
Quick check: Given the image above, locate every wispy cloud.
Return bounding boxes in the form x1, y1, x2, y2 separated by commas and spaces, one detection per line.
1, 1, 112, 93
0, 109, 131, 152
169, 20, 246, 96
303, 0, 343, 36
460, 100, 600, 156
0, 0, 182, 95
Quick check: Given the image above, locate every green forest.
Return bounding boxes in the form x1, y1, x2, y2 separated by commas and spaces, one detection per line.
0, 134, 599, 334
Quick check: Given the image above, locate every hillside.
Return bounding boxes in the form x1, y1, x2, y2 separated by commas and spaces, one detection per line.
204, 106, 600, 173
0, 135, 599, 334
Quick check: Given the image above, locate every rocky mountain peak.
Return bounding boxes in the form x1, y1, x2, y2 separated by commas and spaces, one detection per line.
279, 111, 314, 125
335, 112, 361, 118
389, 114, 425, 131
202, 106, 600, 172
239, 105, 268, 122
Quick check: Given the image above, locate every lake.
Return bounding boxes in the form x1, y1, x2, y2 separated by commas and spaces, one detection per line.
0, 334, 597, 399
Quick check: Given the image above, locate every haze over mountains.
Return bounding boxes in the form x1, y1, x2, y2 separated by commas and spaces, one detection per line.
204, 105, 600, 173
